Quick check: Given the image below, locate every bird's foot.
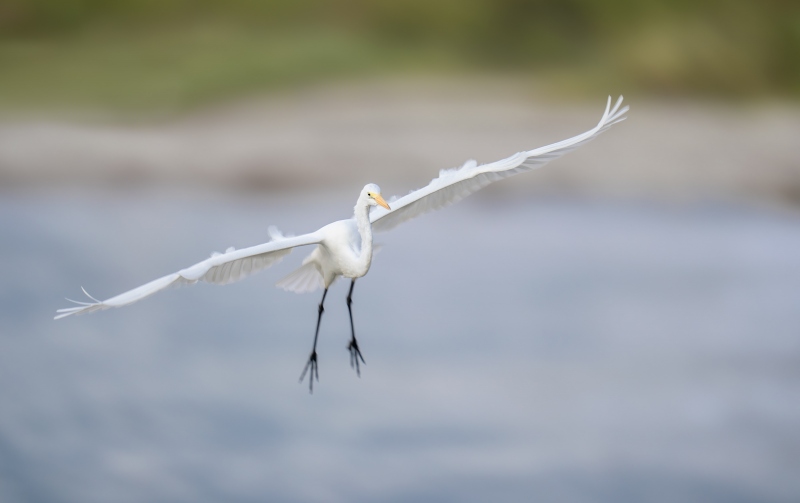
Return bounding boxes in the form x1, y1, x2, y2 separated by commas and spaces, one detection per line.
299, 351, 319, 393
347, 338, 366, 377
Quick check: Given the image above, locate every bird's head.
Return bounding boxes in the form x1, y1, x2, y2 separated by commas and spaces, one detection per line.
362, 183, 391, 210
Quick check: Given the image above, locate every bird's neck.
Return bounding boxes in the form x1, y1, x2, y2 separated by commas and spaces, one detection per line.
353, 198, 373, 274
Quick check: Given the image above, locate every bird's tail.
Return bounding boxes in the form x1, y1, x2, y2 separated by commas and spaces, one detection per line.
276, 262, 324, 294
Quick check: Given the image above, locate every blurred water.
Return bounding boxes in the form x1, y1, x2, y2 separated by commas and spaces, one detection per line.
1, 189, 799, 503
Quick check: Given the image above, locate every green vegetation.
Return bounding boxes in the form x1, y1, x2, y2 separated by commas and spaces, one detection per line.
1, 0, 798, 111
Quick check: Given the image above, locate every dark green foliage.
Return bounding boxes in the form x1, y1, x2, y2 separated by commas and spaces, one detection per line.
0, 0, 797, 110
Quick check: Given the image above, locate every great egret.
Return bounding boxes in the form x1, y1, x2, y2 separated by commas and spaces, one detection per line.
56, 96, 628, 391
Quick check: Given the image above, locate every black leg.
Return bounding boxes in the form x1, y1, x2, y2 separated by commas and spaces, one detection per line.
346, 279, 366, 376
300, 288, 327, 393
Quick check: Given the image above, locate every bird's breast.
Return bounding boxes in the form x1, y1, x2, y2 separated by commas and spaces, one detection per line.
315, 219, 367, 278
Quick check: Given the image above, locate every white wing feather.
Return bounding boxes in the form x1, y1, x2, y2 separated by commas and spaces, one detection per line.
55, 229, 323, 319
370, 96, 628, 232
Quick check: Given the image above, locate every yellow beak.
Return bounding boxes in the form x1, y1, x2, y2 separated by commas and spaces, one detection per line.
374, 193, 391, 210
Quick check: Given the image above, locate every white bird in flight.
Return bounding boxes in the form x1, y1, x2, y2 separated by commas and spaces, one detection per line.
57, 96, 628, 392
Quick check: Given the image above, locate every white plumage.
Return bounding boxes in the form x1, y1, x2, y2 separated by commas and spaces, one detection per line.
55, 96, 628, 390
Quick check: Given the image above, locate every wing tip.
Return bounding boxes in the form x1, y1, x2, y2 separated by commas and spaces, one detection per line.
80, 286, 101, 303
55, 288, 105, 320
54, 306, 90, 320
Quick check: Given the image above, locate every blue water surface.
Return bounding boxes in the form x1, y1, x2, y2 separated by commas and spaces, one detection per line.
1, 189, 799, 503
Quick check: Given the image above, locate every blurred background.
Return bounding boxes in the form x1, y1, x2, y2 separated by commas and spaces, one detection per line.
2, 1, 800, 502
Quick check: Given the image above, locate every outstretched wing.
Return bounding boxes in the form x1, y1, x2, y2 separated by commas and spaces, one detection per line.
55, 228, 323, 319
370, 96, 628, 232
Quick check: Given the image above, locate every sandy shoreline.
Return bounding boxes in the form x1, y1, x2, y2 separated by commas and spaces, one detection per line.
2, 80, 799, 204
